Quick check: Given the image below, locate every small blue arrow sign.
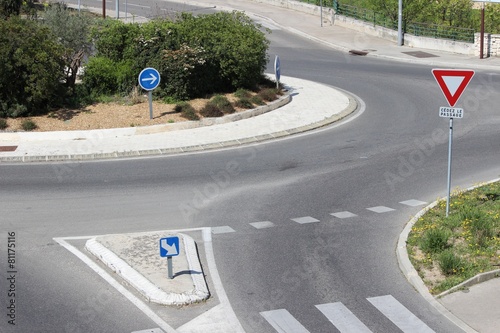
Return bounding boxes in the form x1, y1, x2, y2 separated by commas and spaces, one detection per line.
160, 237, 179, 257
138, 67, 160, 91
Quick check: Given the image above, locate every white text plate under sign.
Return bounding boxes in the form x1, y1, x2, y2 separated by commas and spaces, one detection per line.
439, 107, 463, 118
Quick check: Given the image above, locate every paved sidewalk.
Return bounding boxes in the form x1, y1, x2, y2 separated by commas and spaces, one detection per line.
2, 1, 499, 332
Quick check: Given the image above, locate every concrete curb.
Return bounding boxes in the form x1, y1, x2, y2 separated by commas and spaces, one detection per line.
397, 177, 500, 333
0, 86, 357, 163
85, 233, 210, 306
436, 269, 500, 298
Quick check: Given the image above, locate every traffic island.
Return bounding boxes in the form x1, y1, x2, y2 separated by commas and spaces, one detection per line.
85, 231, 209, 306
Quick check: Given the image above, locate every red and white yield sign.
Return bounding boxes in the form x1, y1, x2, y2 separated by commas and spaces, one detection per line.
432, 69, 475, 107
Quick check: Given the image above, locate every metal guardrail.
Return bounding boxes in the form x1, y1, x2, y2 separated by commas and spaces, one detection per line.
336, 3, 397, 30
407, 22, 475, 43
296, 1, 475, 43
297, 0, 335, 6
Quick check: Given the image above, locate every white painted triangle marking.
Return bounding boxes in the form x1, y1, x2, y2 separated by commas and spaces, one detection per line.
442, 76, 464, 96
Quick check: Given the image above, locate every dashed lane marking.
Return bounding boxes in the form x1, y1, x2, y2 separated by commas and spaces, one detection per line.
250, 221, 276, 229
366, 206, 396, 213
399, 199, 428, 207
211, 226, 236, 234
330, 211, 358, 219
291, 216, 320, 224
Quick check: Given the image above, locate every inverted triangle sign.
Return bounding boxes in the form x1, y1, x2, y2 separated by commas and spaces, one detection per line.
432, 69, 474, 107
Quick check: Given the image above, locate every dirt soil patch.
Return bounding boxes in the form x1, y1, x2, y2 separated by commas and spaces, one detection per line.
2, 94, 254, 132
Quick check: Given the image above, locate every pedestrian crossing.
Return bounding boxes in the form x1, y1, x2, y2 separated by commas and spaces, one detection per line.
212, 199, 428, 234
261, 295, 435, 333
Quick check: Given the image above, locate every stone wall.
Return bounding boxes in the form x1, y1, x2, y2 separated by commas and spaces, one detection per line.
474, 33, 500, 57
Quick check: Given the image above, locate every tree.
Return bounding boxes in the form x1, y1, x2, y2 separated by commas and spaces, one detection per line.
361, 0, 474, 27
42, 3, 94, 92
0, 17, 65, 117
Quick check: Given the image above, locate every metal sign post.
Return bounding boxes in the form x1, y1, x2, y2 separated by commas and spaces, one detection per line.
446, 118, 453, 217
160, 237, 180, 279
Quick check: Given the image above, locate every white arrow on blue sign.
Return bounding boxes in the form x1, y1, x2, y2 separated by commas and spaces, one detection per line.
159, 237, 179, 257
138, 67, 160, 91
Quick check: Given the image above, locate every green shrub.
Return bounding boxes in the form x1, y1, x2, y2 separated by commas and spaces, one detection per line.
258, 88, 280, 101
235, 98, 253, 109
250, 95, 265, 106
91, 19, 141, 63
234, 88, 251, 98
0, 118, 8, 130
420, 228, 450, 254
175, 102, 199, 121
200, 102, 223, 118
160, 44, 208, 100
438, 250, 465, 276
470, 217, 495, 248
211, 95, 235, 114
177, 11, 270, 90
0, 17, 66, 117
82, 58, 135, 96
21, 119, 37, 131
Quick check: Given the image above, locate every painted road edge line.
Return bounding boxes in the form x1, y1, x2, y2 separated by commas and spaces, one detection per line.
53, 237, 177, 333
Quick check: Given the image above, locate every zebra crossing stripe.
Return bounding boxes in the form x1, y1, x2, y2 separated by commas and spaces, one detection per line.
315, 302, 373, 333
367, 295, 436, 333
260, 309, 310, 333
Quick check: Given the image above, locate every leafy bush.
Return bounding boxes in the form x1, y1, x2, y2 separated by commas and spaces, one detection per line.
91, 19, 141, 63
177, 11, 270, 90
82, 12, 269, 101
200, 102, 223, 118
175, 102, 199, 121
160, 44, 208, 100
21, 119, 37, 131
211, 95, 235, 114
0, 17, 66, 117
0, 118, 8, 130
82, 58, 135, 97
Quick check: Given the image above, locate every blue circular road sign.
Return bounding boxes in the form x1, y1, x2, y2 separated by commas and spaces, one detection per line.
138, 67, 160, 91
274, 55, 281, 82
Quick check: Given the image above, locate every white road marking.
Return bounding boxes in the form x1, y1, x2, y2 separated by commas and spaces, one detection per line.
260, 309, 310, 333
330, 211, 358, 218
366, 206, 395, 213
368, 295, 436, 333
211, 226, 236, 234
131, 329, 164, 333
291, 216, 320, 224
250, 221, 276, 229
315, 302, 373, 333
53, 237, 177, 333
399, 199, 428, 207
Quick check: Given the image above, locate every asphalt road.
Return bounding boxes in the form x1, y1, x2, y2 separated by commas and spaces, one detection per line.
1, 2, 500, 332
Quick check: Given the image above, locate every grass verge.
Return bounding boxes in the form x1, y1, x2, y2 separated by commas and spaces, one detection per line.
407, 181, 500, 295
